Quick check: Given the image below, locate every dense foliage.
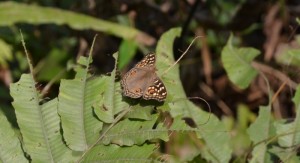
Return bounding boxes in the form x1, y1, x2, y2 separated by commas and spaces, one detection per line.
1, 1, 300, 162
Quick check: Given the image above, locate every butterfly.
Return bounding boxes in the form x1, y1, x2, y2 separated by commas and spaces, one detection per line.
121, 53, 167, 102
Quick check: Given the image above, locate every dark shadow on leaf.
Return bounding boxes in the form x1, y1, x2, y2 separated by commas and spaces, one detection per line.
182, 117, 197, 128
121, 95, 165, 107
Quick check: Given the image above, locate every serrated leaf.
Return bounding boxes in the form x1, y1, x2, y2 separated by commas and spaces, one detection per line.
269, 146, 300, 163
58, 64, 104, 151
58, 38, 103, 151
170, 109, 231, 163
170, 116, 230, 162
0, 110, 28, 163
93, 53, 129, 123
0, 2, 154, 45
274, 121, 296, 147
102, 114, 168, 146
247, 106, 274, 163
156, 27, 232, 163
10, 74, 75, 162
125, 105, 153, 120
273, 86, 300, 150
77, 56, 93, 66
83, 144, 156, 162
221, 34, 260, 89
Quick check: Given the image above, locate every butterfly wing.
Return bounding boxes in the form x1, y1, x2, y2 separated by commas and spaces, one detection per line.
121, 68, 149, 98
143, 77, 167, 102
135, 53, 156, 69
121, 53, 167, 101
121, 53, 156, 99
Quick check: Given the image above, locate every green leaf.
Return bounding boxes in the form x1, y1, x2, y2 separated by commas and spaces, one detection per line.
274, 120, 299, 149
171, 116, 231, 162
156, 27, 185, 105
221, 34, 260, 89
93, 53, 129, 123
275, 44, 300, 67
269, 146, 300, 163
0, 110, 28, 163
271, 85, 300, 161
118, 39, 138, 70
125, 105, 153, 120
83, 144, 156, 162
156, 28, 232, 163
291, 85, 300, 145
36, 48, 69, 81
0, 2, 154, 45
156, 28, 181, 79
101, 114, 168, 146
247, 106, 275, 163
231, 105, 252, 156
10, 75, 75, 162
58, 37, 103, 151
170, 112, 232, 163
0, 39, 12, 68
58, 60, 104, 151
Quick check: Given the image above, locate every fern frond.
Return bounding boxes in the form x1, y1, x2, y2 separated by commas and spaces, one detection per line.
101, 115, 168, 146
0, 110, 27, 162
83, 144, 156, 162
247, 106, 273, 163
94, 53, 129, 123
10, 74, 75, 162
58, 37, 104, 151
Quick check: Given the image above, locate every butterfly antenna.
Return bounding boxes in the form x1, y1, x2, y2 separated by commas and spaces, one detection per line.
162, 35, 203, 76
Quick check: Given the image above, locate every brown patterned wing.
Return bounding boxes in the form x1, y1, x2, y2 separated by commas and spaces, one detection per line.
121, 68, 147, 98
121, 53, 156, 99
135, 53, 156, 69
121, 52, 167, 101
143, 77, 167, 102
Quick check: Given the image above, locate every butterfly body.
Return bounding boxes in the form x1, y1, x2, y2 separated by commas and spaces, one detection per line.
121, 53, 167, 102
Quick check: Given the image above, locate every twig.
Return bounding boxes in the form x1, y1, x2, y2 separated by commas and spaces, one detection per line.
271, 80, 287, 103
196, 28, 212, 85
162, 36, 202, 76
199, 83, 233, 116
252, 61, 298, 89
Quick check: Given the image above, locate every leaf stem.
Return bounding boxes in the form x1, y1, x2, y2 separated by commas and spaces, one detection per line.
77, 106, 132, 162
